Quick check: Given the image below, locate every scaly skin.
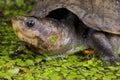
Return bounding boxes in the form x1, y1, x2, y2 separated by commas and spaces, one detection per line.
12, 14, 120, 62
12, 16, 83, 56
12, 0, 120, 63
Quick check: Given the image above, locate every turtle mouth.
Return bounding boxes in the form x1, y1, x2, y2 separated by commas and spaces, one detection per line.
17, 29, 38, 40
12, 18, 38, 38
15, 27, 39, 47
12, 17, 39, 47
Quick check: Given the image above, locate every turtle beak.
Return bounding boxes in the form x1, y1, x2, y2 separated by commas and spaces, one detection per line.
11, 16, 26, 35
11, 16, 27, 31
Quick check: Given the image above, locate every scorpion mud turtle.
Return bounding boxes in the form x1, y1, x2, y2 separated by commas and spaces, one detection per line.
12, 0, 120, 62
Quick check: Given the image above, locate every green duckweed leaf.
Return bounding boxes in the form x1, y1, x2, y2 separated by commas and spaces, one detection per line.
74, 45, 87, 51
49, 36, 57, 43
8, 68, 19, 74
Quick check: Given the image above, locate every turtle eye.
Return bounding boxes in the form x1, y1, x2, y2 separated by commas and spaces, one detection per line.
26, 19, 35, 27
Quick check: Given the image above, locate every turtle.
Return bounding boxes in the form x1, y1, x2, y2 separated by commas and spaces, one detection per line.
12, 0, 120, 62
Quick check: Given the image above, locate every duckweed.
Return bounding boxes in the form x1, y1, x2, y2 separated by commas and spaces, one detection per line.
0, 0, 120, 80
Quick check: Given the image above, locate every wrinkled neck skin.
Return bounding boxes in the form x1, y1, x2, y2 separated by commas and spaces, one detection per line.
36, 18, 81, 56
58, 22, 81, 55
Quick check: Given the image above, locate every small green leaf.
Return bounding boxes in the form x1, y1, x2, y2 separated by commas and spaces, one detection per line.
108, 66, 116, 70
16, 59, 26, 67
15, 0, 24, 7
35, 57, 42, 63
49, 36, 57, 43
26, 59, 35, 66
74, 45, 87, 51
8, 68, 19, 74
0, 72, 12, 80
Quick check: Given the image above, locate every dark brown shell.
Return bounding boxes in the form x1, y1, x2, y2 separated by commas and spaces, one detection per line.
30, 0, 120, 35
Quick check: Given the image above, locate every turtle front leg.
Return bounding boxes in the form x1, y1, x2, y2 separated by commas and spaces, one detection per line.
91, 31, 119, 62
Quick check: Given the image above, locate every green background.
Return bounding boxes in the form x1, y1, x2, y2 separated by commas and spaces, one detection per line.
0, 0, 120, 80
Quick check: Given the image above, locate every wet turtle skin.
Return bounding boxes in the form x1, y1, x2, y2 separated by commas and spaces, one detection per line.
12, 15, 120, 62
12, 0, 120, 62
30, 0, 120, 62
12, 16, 81, 56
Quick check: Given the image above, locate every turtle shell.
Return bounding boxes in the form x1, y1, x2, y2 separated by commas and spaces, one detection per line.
30, 0, 120, 35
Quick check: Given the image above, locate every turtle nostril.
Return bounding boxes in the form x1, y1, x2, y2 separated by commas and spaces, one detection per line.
26, 19, 35, 27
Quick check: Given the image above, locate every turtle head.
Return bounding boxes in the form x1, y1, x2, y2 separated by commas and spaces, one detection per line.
12, 16, 77, 55
12, 16, 62, 54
